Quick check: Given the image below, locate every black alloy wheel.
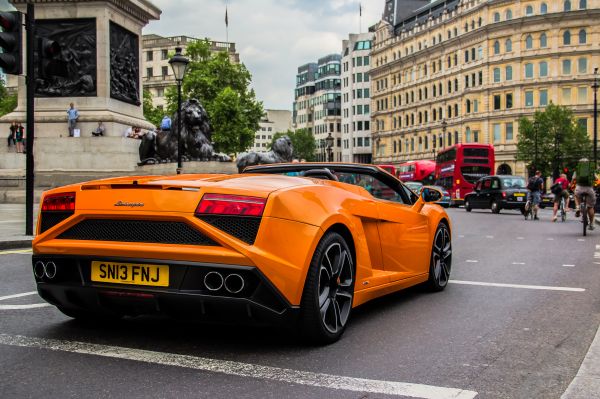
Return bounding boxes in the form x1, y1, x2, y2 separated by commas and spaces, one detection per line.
427, 223, 452, 291
300, 232, 355, 344
465, 199, 472, 212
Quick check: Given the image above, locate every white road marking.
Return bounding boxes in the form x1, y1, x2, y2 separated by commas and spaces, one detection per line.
547, 238, 554, 241
485, 236, 494, 239
517, 237, 525, 240
594, 262, 600, 265
465, 260, 479, 263
449, 280, 585, 292
596, 245, 600, 250
458, 235, 465, 238
578, 239, 586, 242
594, 253, 600, 258
562, 264, 576, 268
511, 262, 526, 265
0, 291, 37, 301
0, 304, 51, 310
0, 334, 478, 399
0, 249, 32, 255
0, 220, 22, 224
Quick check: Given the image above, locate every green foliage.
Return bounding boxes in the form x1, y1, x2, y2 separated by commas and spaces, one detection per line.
0, 78, 17, 117
166, 40, 263, 154
516, 103, 591, 177
271, 129, 316, 161
142, 88, 163, 127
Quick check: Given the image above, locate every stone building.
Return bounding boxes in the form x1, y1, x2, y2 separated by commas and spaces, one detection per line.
142, 34, 239, 109
370, 0, 599, 176
341, 32, 374, 164
249, 109, 293, 153
293, 54, 342, 162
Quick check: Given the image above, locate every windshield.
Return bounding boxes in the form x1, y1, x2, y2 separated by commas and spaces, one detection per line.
501, 177, 526, 189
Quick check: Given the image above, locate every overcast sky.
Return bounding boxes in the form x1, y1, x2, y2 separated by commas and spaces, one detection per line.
145, 0, 381, 111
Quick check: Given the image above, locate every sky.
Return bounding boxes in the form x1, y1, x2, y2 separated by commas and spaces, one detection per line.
145, 0, 382, 111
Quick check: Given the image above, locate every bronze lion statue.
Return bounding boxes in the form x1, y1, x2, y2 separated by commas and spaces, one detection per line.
236, 136, 293, 173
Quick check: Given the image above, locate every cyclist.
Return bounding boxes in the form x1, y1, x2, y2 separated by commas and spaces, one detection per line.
552, 173, 570, 222
573, 158, 597, 231
526, 170, 544, 221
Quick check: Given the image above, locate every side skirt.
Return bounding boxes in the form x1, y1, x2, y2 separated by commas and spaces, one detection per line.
352, 273, 429, 307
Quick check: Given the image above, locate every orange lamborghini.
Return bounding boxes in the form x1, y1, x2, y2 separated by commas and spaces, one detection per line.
32, 163, 452, 343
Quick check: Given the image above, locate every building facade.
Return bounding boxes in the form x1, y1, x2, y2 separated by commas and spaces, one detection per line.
293, 54, 342, 161
249, 109, 293, 152
371, 0, 599, 176
142, 34, 239, 109
341, 33, 374, 164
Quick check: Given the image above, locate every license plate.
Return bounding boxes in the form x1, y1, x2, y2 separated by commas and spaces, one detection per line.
517, 197, 523, 202
514, 193, 525, 197
91, 261, 169, 287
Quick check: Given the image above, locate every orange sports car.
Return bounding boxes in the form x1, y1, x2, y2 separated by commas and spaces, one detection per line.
32, 163, 452, 343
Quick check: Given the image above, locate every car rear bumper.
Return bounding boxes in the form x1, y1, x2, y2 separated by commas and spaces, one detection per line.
500, 200, 526, 209
33, 255, 298, 326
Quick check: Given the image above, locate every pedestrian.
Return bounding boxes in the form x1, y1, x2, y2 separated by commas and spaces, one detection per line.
551, 173, 570, 222
526, 170, 544, 220
160, 115, 171, 131
91, 121, 105, 137
7, 122, 16, 150
66, 102, 79, 137
15, 123, 24, 153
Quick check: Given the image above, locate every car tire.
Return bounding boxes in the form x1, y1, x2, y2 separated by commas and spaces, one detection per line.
299, 232, 355, 345
57, 306, 122, 322
427, 223, 452, 292
491, 201, 500, 214
465, 199, 472, 212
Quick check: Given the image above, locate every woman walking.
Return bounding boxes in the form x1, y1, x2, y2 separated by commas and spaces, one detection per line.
15, 123, 24, 153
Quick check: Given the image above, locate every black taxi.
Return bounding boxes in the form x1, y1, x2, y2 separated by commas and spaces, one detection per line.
465, 175, 528, 214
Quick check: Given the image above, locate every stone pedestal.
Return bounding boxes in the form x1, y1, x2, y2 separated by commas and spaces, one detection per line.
1, 0, 161, 143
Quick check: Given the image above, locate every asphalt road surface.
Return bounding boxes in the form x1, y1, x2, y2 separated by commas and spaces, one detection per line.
1, 207, 599, 399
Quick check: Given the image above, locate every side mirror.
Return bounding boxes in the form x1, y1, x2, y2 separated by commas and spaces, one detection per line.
421, 187, 443, 203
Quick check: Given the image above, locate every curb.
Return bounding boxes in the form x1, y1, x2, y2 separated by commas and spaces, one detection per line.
561, 323, 600, 398
0, 238, 33, 250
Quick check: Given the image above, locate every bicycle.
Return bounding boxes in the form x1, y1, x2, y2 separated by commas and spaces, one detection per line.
523, 197, 533, 220
581, 192, 588, 236
559, 195, 567, 222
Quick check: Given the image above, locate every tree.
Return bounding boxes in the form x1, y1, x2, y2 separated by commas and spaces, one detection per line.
142, 88, 163, 127
166, 40, 263, 154
0, 78, 17, 117
271, 129, 316, 161
516, 103, 591, 177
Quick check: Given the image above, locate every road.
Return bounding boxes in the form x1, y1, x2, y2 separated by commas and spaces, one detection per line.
0, 207, 598, 399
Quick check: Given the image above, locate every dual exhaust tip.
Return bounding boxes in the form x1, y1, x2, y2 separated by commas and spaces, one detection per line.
204, 271, 245, 294
34, 261, 57, 280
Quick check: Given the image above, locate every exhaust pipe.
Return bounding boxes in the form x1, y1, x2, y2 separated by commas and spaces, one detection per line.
224, 273, 245, 294
34, 261, 46, 279
44, 261, 57, 279
204, 271, 224, 291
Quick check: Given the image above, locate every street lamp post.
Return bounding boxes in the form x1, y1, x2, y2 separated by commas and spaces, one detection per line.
533, 119, 539, 175
326, 132, 334, 162
592, 67, 599, 166
169, 47, 190, 174
441, 119, 447, 148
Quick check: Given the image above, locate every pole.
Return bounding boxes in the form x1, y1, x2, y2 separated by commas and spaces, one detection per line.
534, 122, 538, 175
25, 3, 35, 236
593, 68, 598, 166
176, 81, 182, 174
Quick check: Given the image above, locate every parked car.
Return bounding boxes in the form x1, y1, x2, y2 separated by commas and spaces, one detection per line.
464, 175, 528, 213
425, 185, 451, 208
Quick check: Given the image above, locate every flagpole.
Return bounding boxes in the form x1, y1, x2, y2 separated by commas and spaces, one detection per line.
225, 5, 229, 43
359, 2, 362, 34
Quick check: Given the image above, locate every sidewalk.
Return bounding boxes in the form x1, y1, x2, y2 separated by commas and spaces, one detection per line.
0, 203, 36, 250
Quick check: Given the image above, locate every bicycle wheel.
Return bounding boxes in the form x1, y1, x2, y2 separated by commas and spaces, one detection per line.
561, 198, 567, 222
582, 197, 588, 236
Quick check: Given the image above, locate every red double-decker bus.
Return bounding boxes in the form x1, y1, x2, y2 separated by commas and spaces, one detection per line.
435, 144, 495, 206
397, 160, 436, 184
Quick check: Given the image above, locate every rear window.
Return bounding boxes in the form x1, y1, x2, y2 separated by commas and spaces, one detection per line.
463, 148, 489, 157
501, 177, 526, 189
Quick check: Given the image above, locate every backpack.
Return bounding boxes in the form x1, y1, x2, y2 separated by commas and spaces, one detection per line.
576, 160, 594, 186
551, 182, 563, 195
527, 177, 538, 191
160, 117, 171, 130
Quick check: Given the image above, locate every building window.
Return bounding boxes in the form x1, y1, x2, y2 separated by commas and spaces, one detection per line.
493, 68, 501, 82
578, 87, 588, 104
493, 95, 501, 110
525, 91, 534, 107
526, 5, 534, 15
525, 63, 534, 78
494, 12, 500, 22
493, 124, 502, 143
506, 93, 513, 108
506, 65, 513, 80
578, 118, 587, 133
506, 123, 514, 141
578, 58, 587, 74
474, 99, 479, 113
562, 87, 572, 104
466, 99, 471, 113
540, 89, 548, 106
540, 33, 547, 48
525, 35, 533, 49
146, 67, 153, 78
146, 51, 153, 61
579, 29, 587, 44
539, 61, 548, 77
161, 49, 168, 60
156, 88, 164, 97
505, 38, 512, 52
580, 0, 587, 9
541, 2, 548, 14
466, 127, 472, 143
505, 9, 513, 20
563, 30, 571, 45
564, 0, 572, 11
562, 59, 572, 75
493, 41, 500, 55
162, 66, 169, 76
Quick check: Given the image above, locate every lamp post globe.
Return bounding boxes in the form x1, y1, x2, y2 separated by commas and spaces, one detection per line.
169, 47, 190, 174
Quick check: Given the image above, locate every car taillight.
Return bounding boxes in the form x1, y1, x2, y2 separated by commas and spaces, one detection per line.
196, 194, 266, 216
502, 192, 507, 198
41, 192, 76, 212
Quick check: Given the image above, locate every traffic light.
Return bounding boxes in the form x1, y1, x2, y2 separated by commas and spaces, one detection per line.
37, 37, 67, 78
0, 11, 23, 75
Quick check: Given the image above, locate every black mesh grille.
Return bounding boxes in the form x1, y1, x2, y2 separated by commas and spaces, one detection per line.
197, 215, 261, 245
57, 219, 218, 246
40, 211, 73, 234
